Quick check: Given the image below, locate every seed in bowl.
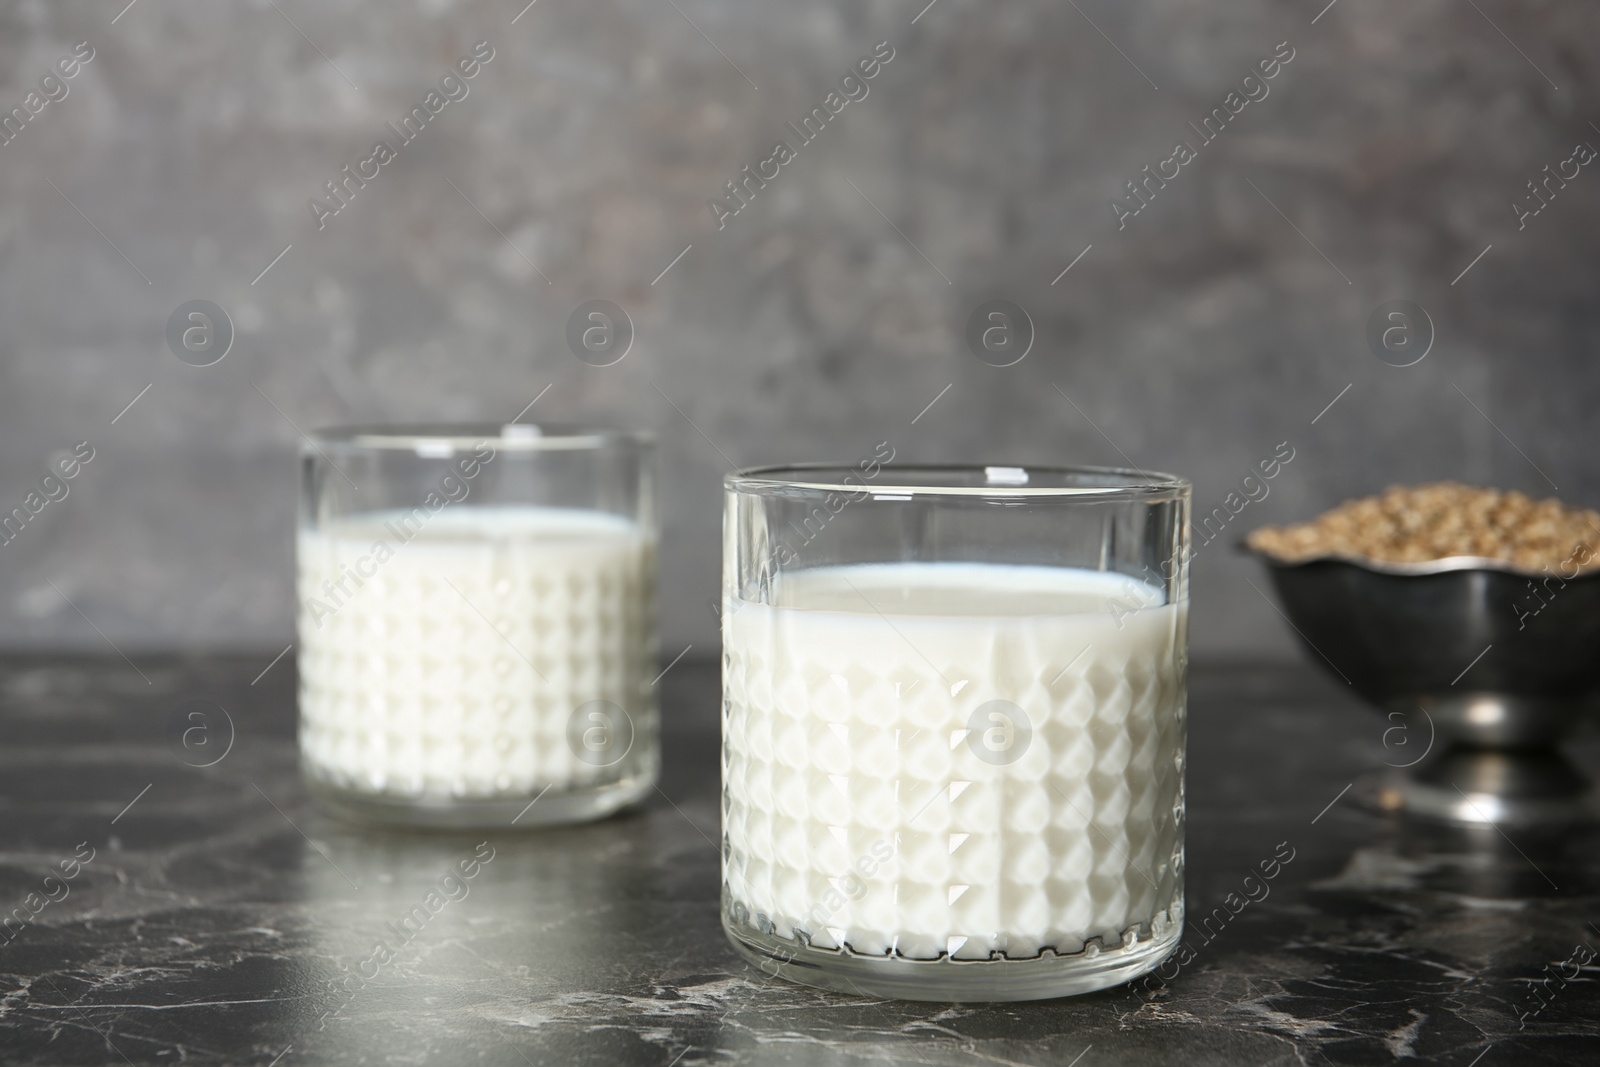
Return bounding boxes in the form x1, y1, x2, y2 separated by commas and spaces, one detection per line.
1247, 482, 1600, 574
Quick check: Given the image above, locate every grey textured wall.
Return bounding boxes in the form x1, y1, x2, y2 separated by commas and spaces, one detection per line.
2, 0, 1596, 659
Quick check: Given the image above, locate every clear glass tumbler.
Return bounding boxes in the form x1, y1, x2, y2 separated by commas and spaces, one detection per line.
721, 463, 1190, 1000
297, 423, 657, 828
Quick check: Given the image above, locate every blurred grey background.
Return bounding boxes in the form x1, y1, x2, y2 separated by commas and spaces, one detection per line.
1, 0, 1596, 659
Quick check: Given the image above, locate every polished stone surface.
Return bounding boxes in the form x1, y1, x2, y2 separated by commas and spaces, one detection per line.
0, 654, 1597, 1065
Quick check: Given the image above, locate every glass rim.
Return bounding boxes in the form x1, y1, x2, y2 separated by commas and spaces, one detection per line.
305, 422, 653, 453
725, 462, 1190, 498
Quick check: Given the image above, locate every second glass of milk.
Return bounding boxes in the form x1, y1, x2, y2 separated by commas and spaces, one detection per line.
297, 423, 656, 828
721, 463, 1190, 1000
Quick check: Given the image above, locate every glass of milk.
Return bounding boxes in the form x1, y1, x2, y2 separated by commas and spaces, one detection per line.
721, 463, 1190, 1000
297, 423, 656, 828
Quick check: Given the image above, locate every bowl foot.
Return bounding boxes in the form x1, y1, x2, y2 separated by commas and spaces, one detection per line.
1357, 745, 1600, 826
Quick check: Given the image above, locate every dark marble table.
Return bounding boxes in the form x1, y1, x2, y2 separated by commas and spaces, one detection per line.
0, 655, 1595, 1066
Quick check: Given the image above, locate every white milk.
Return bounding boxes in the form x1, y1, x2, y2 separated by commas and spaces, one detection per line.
297, 506, 655, 799
722, 562, 1186, 960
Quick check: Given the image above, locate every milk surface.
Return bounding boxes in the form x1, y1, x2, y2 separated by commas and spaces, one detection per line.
722, 562, 1186, 960
298, 506, 655, 799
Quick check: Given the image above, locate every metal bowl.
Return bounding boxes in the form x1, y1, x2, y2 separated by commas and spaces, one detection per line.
1252, 553, 1600, 746
1249, 551, 1600, 824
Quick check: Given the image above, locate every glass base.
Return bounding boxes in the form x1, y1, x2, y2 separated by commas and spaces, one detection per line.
305, 767, 656, 829
722, 899, 1184, 1002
